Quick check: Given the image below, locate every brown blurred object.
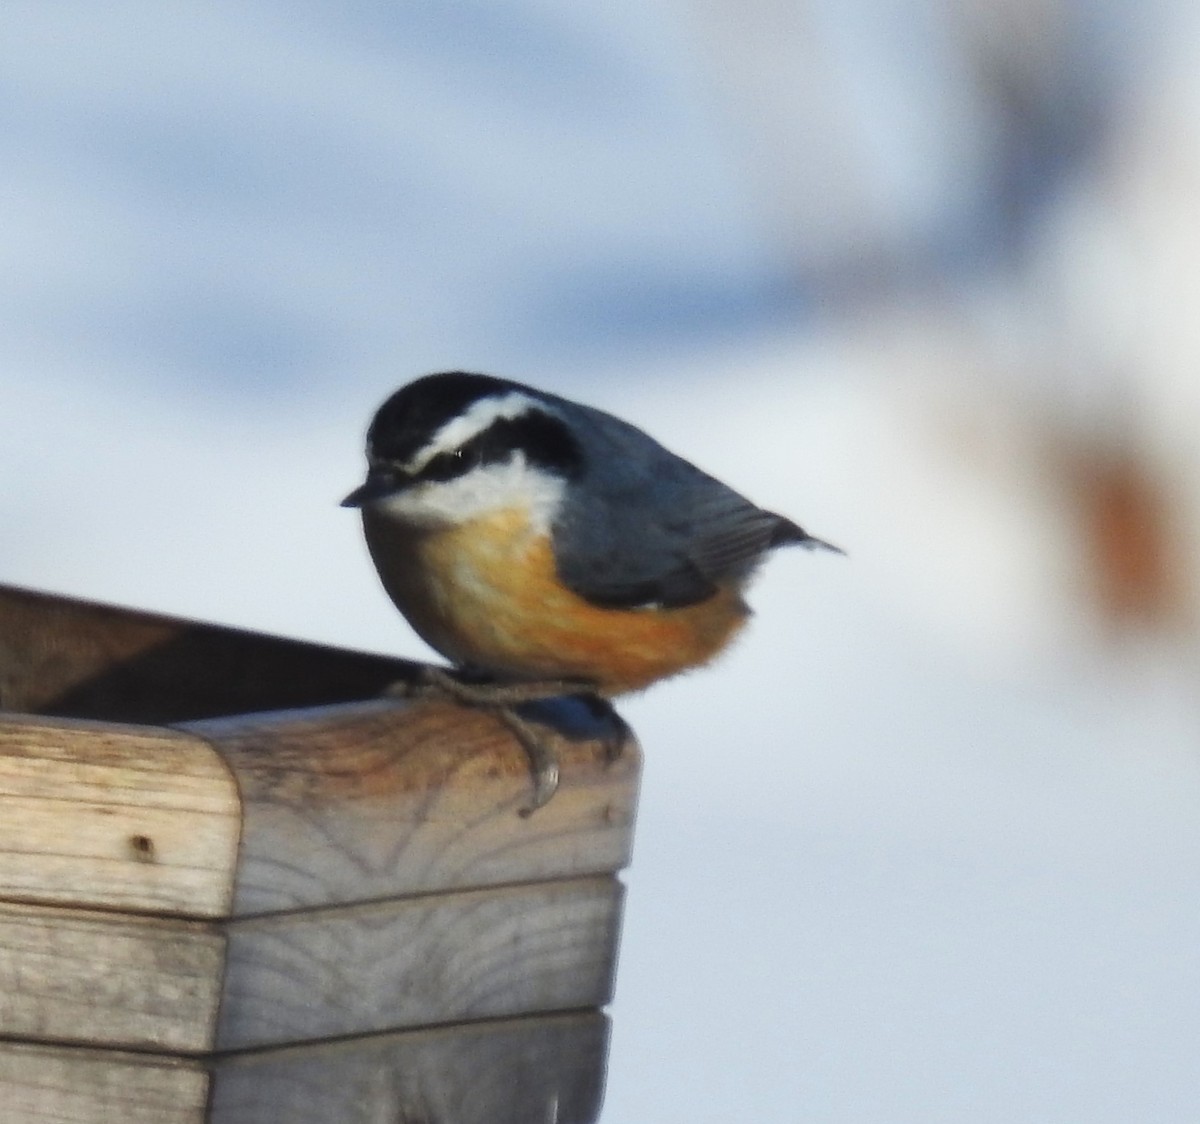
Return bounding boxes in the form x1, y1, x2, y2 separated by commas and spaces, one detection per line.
1063, 437, 1189, 636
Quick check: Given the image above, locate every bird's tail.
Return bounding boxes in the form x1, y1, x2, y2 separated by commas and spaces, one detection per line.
771, 517, 845, 555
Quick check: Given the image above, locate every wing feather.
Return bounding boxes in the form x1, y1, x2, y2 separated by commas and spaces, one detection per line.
549, 404, 810, 610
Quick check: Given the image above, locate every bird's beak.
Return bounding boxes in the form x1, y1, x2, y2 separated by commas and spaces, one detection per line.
340, 468, 402, 508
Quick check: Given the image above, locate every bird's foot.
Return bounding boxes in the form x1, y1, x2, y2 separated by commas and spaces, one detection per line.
381, 665, 601, 815
494, 706, 560, 816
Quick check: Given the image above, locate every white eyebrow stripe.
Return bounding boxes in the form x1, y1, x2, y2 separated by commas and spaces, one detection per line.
403, 391, 546, 473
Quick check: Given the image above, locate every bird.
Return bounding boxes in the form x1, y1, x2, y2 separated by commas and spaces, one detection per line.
343, 371, 840, 809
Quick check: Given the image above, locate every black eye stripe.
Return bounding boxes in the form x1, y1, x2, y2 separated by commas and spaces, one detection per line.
419, 448, 471, 482
411, 412, 582, 484
481, 413, 582, 475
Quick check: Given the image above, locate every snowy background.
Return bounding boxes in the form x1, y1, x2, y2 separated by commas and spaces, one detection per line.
4, 2, 1200, 1120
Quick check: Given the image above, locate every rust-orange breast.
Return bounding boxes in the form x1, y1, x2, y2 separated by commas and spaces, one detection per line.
362, 505, 748, 695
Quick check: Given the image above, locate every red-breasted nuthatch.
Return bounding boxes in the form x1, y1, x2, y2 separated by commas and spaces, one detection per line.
343, 371, 839, 805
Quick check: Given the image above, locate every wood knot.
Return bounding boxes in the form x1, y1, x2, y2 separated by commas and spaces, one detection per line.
129, 833, 156, 862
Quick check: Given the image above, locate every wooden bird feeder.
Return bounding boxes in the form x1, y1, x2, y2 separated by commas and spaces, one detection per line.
0, 583, 639, 1124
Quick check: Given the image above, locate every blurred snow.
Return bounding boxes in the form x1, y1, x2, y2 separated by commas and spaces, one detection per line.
2, 1, 1200, 1121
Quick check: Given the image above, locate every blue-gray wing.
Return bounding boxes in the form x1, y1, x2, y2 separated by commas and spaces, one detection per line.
550, 404, 820, 610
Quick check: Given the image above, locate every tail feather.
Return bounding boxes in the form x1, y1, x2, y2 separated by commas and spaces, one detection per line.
770, 517, 845, 555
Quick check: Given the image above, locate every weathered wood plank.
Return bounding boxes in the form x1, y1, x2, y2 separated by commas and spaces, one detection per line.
209, 1011, 609, 1124
185, 698, 639, 915
0, 900, 225, 1053
0, 582, 415, 724
0, 713, 241, 916
217, 875, 622, 1049
0, 1042, 208, 1124
0, 586, 183, 717
0, 585, 632, 1124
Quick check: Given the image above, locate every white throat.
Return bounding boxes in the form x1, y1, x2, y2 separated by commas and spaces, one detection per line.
378, 452, 566, 532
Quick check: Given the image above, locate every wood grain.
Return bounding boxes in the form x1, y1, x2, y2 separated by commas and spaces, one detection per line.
209, 1011, 609, 1124
0, 585, 634, 1122
217, 875, 622, 1049
0, 713, 241, 916
185, 697, 639, 916
0, 900, 225, 1053
0, 1042, 208, 1124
